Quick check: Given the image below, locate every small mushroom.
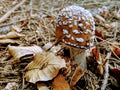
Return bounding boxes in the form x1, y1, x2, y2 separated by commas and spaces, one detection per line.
56, 5, 95, 71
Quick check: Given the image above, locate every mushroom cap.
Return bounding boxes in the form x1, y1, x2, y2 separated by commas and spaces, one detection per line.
56, 5, 95, 49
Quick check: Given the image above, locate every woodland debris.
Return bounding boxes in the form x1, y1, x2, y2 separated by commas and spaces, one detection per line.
52, 74, 70, 90
101, 52, 111, 90
24, 52, 66, 83
8, 45, 43, 62
0, 39, 19, 44
37, 83, 49, 90
11, 25, 22, 32
2, 82, 18, 90
0, 31, 25, 39
0, 0, 26, 23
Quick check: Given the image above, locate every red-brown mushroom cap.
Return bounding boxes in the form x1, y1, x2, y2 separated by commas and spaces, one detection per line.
56, 5, 95, 49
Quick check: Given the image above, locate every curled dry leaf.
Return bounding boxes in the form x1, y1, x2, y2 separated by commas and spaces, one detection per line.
37, 83, 49, 90
91, 47, 101, 64
0, 39, 19, 44
62, 60, 84, 88
70, 66, 83, 88
24, 52, 66, 83
8, 45, 43, 61
0, 31, 25, 39
91, 47, 103, 75
52, 74, 70, 90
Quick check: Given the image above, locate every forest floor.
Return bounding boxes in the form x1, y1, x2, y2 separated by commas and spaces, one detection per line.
0, 0, 120, 90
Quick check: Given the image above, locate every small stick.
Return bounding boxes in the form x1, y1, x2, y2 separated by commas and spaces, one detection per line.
46, 35, 65, 51
0, 0, 26, 23
0, 78, 20, 83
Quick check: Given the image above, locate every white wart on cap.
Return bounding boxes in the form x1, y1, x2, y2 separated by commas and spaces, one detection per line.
56, 5, 95, 49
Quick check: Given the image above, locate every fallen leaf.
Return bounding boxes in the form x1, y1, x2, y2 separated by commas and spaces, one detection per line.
92, 47, 101, 63
37, 83, 49, 90
8, 45, 43, 61
24, 52, 66, 83
0, 39, 19, 44
91, 47, 103, 75
0, 31, 25, 39
70, 66, 83, 88
52, 74, 70, 90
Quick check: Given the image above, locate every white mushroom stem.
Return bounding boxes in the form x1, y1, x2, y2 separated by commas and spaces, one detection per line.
69, 47, 91, 71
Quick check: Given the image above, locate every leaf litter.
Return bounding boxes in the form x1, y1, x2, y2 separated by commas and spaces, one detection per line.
0, 0, 120, 90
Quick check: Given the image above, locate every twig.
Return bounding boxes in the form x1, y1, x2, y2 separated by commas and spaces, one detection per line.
110, 47, 120, 60
101, 52, 111, 90
96, 36, 120, 48
0, 78, 20, 83
0, 0, 26, 23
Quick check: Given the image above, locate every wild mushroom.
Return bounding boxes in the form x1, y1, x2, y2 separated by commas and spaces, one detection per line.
56, 5, 95, 71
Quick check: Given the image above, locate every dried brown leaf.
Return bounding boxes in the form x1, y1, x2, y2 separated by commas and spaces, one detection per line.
0, 31, 25, 39
8, 45, 43, 61
37, 83, 49, 90
24, 52, 66, 83
0, 39, 19, 44
70, 66, 83, 88
91, 47, 103, 75
52, 74, 70, 90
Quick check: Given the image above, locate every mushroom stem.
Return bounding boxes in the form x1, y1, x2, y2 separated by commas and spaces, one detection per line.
69, 47, 89, 71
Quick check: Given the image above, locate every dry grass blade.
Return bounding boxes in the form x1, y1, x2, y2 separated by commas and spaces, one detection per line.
101, 52, 111, 90
0, 0, 26, 23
